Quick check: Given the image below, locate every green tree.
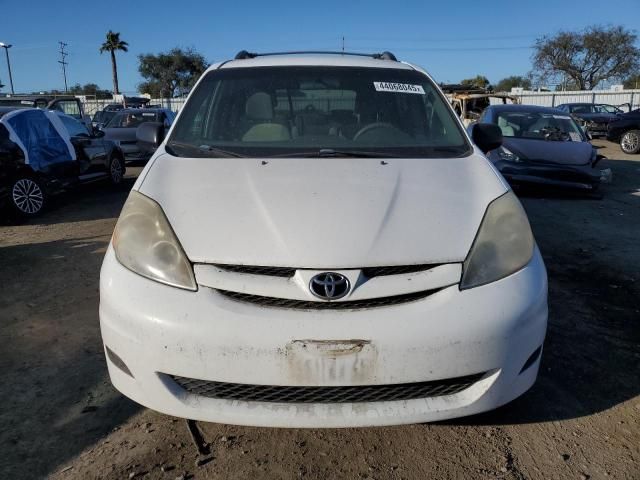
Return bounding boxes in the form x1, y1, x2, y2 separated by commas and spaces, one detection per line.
137, 48, 207, 98
68, 83, 113, 99
460, 75, 490, 89
623, 73, 640, 90
495, 75, 532, 92
533, 25, 639, 90
100, 30, 129, 94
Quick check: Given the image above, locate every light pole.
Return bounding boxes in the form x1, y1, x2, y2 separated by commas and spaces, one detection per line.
0, 42, 15, 94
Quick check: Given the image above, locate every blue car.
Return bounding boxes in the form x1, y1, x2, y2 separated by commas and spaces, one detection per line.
473, 105, 609, 191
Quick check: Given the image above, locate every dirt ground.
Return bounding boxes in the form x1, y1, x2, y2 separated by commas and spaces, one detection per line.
0, 141, 638, 480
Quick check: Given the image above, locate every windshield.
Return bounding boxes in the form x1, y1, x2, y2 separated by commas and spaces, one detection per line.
593, 104, 620, 114
494, 111, 586, 142
106, 111, 159, 128
168, 66, 470, 158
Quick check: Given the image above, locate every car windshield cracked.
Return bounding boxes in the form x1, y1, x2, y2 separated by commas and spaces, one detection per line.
167, 66, 471, 158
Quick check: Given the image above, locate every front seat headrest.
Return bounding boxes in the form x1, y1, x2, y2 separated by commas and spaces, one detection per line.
246, 92, 274, 121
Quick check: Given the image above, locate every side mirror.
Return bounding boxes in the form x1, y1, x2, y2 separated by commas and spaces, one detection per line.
136, 122, 165, 151
471, 123, 503, 153
92, 128, 105, 138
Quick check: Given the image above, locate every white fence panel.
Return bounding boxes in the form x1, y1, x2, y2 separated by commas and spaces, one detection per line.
513, 89, 640, 110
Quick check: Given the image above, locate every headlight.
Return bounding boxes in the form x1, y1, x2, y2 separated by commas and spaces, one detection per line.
495, 146, 521, 162
460, 191, 534, 289
112, 191, 197, 290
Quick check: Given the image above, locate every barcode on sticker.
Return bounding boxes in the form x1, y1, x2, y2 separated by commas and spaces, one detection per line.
373, 82, 425, 94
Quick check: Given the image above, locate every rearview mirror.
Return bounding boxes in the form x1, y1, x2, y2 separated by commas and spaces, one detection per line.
136, 122, 165, 149
471, 123, 503, 153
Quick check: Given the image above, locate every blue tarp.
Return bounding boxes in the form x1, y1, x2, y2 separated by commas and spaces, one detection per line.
0, 109, 75, 170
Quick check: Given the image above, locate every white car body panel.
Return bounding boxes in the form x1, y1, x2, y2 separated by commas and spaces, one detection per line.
138, 154, 506, 266
100, 246, 547, 428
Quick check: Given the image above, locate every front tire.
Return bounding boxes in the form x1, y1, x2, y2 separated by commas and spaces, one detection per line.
10, 177, 46, 217
109, 156, 125, 185
620, 130, 640, 154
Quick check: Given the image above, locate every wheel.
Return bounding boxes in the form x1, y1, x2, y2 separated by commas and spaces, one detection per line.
108, 156, 125, 185
620, 130, 640, 154
10, 177, 46, 216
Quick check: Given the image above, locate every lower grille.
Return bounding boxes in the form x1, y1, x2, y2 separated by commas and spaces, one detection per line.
216, 288, 442, 310
170, 373, 485, 403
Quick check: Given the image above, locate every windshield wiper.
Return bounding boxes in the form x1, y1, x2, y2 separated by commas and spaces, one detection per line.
273, 149, 398, 158
165, 141, 246, 158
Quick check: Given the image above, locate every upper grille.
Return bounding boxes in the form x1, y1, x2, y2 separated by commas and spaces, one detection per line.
361, 264, 440, 278
216, 288, 441, 310
170, 373, 484, 403
213, 264, 439, 279
214, 264, 296, 277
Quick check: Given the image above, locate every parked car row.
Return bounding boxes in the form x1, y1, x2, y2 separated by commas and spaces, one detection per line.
0, 102, 176, 218
552, 102, 640, 155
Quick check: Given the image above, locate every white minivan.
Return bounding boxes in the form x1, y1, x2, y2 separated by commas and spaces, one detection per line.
100, 51, 547, 428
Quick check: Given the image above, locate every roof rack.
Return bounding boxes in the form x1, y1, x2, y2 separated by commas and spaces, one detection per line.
234, 50, 398, 61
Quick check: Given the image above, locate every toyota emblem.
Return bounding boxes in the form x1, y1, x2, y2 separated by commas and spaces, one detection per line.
309, 272, 350, 300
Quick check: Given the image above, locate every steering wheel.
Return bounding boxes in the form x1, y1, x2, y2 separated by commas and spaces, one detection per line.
353, 122, 396, 141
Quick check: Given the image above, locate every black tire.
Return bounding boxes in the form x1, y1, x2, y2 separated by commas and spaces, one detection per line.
620, 130, 640, 154
108, 156, 125, 185
9, 176, 46, 217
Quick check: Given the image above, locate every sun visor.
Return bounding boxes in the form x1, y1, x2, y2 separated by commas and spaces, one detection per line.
0, 108, 76, 169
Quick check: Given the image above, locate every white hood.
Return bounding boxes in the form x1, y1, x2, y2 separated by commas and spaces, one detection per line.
138, 153, 507, 267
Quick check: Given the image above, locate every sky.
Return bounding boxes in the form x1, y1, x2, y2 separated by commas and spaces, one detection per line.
0, 0, 638, 95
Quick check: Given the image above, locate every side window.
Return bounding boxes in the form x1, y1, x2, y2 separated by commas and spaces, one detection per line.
107, 113, 125, 128
59, 115, 90, 137
56, 100, 81, 119
572, 105, 591, 114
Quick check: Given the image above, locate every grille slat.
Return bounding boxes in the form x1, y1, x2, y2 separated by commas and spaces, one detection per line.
213, 264, 440, 279
361, 264, 441, 278
216, 288, 441, 310
214, 265, 296, 277
170, 373, 484, 403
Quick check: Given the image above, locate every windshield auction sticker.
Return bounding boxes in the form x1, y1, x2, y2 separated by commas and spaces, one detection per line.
374, 82, 425, 94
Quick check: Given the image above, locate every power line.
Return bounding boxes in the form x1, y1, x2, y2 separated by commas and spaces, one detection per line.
58, 41, 69, 93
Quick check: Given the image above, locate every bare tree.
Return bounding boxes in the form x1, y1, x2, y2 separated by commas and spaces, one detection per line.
532, 25, 639, 90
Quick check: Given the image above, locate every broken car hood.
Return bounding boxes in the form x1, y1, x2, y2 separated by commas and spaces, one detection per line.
503, 138, 594, 167
138, 153, 508, 267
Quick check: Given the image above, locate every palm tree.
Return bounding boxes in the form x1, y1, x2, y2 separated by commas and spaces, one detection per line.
99, 31, 128, 94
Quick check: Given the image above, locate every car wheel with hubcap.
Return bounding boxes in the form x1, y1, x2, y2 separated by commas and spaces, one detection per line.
620, 130, 640, 154
10, 177, 46, 216
109, 156, 125, 185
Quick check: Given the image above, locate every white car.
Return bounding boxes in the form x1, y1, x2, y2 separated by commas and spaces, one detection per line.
100, 51, 548, 428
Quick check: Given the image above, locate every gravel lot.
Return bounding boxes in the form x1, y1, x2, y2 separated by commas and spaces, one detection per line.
0, 141, 638, 480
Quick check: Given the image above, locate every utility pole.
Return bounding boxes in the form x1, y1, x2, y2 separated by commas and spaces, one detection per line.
0, 42, 14, 94
58, 41, 68, 93
342, 36, 345, 53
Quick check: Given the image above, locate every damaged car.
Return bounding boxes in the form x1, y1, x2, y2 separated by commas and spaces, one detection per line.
476, 104, 610, 191
606, 108, 640, 154
100, 51, 548, 428
556, 103, 625, 137
0, 107, 125, 217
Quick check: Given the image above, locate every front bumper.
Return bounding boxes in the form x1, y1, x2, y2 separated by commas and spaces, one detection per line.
99, 247, 548, 427
495, 160, 604, 190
